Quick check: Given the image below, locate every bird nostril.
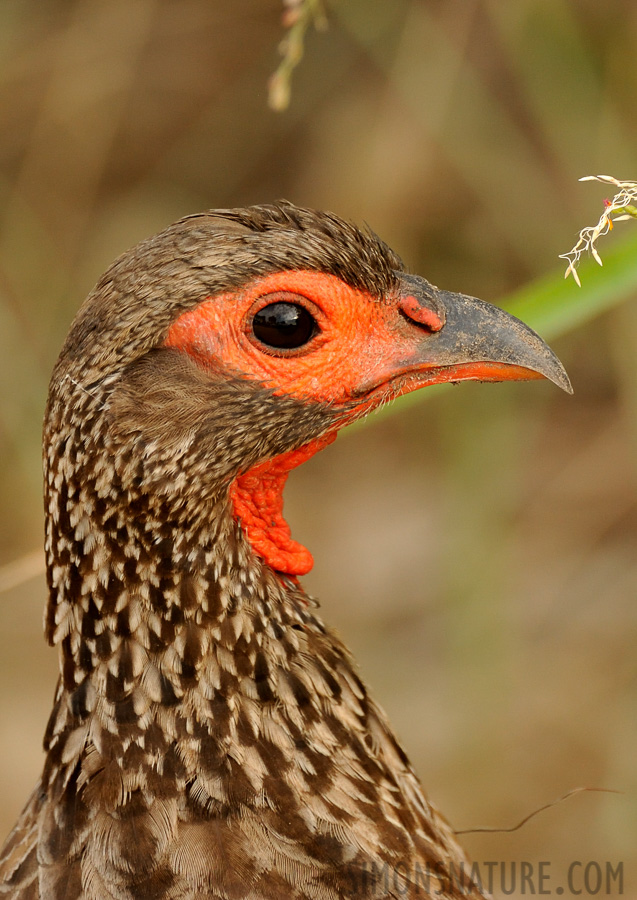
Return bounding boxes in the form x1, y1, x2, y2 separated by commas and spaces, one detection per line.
398, 295, 444, 333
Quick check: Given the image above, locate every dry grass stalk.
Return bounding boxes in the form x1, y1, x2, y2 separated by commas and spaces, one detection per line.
269, 0, 328, 111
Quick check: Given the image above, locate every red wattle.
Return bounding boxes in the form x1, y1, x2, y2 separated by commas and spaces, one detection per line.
228, 432, 337, 576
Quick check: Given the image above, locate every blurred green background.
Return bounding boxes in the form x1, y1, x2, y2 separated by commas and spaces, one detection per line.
0, 1, 636, 896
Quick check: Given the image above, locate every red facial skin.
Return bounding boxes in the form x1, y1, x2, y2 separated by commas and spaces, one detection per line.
165, 270, 542, 576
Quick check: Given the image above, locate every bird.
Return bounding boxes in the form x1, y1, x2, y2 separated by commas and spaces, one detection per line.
0, 202, 570, 900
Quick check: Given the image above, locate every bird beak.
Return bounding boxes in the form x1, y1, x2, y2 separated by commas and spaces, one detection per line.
379, 273, 572, 395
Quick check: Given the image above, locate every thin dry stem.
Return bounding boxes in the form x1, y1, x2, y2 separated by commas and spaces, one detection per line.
455, 786, 621, 836
269, 0, 328, 111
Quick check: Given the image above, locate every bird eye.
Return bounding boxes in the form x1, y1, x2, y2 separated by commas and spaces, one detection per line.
251, 301, 317, 350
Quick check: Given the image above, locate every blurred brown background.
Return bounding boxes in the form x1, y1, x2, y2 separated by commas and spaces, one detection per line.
0, 1, 636, 896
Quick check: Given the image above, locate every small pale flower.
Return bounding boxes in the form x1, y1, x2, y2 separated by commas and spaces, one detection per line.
560, 175, 637, 284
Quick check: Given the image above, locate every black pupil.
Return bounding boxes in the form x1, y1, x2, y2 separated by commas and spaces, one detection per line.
252, 302, 316, 350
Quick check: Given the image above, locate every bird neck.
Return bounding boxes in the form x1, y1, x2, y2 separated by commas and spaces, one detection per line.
41, 484, 323, 797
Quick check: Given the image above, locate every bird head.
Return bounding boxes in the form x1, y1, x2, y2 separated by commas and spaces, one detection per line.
45, 202, 570, 584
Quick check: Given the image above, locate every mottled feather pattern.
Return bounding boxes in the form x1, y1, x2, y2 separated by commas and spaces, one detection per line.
0, 204, 486, 899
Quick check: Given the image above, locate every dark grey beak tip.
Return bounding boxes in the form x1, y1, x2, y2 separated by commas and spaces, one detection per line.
499, 307, 573, 395
553, 366, 573, 395
523, 330, 572, 394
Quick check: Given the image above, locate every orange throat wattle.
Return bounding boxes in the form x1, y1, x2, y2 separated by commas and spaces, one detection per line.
228, 432, 337, 577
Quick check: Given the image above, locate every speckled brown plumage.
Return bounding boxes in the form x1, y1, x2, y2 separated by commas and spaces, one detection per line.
0, 203, 569, 900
